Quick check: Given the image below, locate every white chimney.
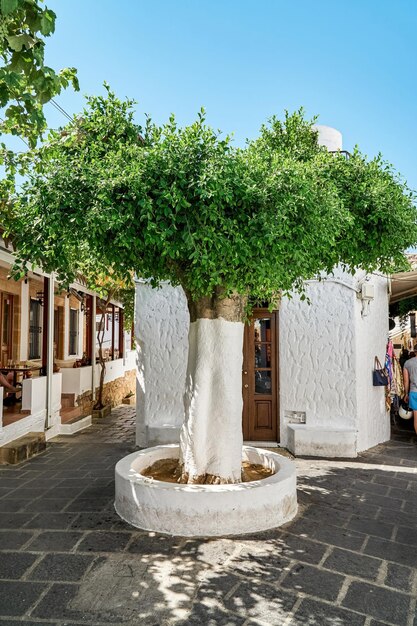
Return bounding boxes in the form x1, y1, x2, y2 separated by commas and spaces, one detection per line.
314, 124, 343, 151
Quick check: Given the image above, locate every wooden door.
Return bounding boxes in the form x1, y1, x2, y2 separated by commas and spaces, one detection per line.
1, 293, 14, 366
242, 309, 279, 441
54, 306, 64, 360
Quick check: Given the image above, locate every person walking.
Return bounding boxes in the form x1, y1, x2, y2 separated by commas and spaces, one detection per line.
403, 350, 417, 434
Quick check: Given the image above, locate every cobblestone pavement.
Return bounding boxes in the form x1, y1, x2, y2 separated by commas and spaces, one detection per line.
1, 408, 417, 625
54, 405, 137, 444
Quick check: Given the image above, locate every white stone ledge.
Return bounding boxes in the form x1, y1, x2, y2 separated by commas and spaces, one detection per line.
287, 424, 357, 458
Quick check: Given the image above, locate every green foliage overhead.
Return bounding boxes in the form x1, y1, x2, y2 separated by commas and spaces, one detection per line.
0, 0, 78, 148
4, 90, 417, 312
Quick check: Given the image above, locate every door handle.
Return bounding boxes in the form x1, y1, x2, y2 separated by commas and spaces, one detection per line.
244, 384, 249, 388
243, 371, 248, 375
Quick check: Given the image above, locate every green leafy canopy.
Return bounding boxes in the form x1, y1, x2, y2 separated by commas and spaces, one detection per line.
4, 89, 417, 312
0, 0, 79, 148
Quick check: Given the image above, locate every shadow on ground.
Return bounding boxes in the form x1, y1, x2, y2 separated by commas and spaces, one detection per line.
0, 409, 417, 625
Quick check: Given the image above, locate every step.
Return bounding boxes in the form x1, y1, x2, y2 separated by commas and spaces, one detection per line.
59, 414, 92, 435
0, 432, 46, 465
61, 393, 77, 408
2, 408, 31, 427
60, 406, 82, 424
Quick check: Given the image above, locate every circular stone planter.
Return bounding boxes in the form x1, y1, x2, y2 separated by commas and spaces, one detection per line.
114, 444, 297, 536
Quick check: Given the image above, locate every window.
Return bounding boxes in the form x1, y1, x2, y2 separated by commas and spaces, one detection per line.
29, 299, 42, 359
69, 308, 79, 355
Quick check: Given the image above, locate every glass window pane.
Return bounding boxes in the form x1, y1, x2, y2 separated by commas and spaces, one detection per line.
254, 318, 271, 342
255, 370, 272, 395
29, 299, 42, 359
255, 344, 271, 368
114, 307, 119, 353
69, 308, 78, 355
2, 298, 10, 345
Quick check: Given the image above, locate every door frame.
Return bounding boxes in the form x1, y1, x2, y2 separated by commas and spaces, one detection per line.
242, 308, 280, 442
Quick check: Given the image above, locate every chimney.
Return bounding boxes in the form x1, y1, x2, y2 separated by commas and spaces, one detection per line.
314, 125, 343, 151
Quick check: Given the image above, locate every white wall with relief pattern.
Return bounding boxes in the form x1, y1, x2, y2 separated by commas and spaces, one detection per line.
135, 281, 189, 447
279, 268, 390, 456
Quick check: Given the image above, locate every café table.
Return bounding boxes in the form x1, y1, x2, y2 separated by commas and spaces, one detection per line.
1, 364, 42, 388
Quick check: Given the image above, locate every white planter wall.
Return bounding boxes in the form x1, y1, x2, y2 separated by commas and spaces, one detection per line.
115, 445, 298, 536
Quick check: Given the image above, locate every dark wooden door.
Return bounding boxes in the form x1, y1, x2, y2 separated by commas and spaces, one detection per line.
1, 293, 14, 366
242, 309, 279, 441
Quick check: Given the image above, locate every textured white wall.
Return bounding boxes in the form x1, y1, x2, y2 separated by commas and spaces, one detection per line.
279, 269, 357, 449
355, 273, 390, 452
134, 271, 390, 457
135, 282, 189, 446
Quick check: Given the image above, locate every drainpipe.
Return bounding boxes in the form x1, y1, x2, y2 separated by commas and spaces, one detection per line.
45, 273, 54, 429
91, 294, 96, 406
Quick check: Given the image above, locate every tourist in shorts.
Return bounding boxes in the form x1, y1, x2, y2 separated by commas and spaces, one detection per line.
403, 350, 417, 434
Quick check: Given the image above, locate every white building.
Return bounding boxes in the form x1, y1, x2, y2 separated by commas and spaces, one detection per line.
0, 238, 136, 454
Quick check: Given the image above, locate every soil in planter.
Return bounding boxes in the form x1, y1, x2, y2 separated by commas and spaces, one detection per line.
141, 458, 274, 484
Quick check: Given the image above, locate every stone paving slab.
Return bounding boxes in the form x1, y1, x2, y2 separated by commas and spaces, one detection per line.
1, 407, 417, 624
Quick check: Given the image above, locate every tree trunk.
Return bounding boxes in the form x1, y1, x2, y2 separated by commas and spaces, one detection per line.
180, 290, 247, 484
94, 306, 107, 410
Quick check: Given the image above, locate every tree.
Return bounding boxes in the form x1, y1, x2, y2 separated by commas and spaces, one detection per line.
4, 90, 417, 483
0, 0, 78, 147
0, 0, 78, 217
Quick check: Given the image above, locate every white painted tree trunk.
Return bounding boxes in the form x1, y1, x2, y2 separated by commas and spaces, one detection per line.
180, 318, 244, 483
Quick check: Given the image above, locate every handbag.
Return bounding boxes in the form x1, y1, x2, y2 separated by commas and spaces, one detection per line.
373, 356, 389, 386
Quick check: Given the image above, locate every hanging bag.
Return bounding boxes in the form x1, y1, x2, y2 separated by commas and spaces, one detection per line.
373, 356, 389, 386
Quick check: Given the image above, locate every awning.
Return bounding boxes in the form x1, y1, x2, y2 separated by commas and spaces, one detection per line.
390, 270, 417, 304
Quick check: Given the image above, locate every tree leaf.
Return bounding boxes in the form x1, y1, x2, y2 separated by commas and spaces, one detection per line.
0, 0, 18, 16
6, 33, 37, 52
40, 9, 56, 36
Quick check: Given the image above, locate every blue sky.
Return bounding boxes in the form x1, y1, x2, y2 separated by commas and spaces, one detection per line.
43, 0, 416, 191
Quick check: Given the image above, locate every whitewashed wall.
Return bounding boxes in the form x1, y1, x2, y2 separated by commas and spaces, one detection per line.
135, 281, 189, 446
280, 269, 390, 457
61, 366, 93, 395
279, 270, 357, 456
355, 273, 390, 452
134, 270, 390, 457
